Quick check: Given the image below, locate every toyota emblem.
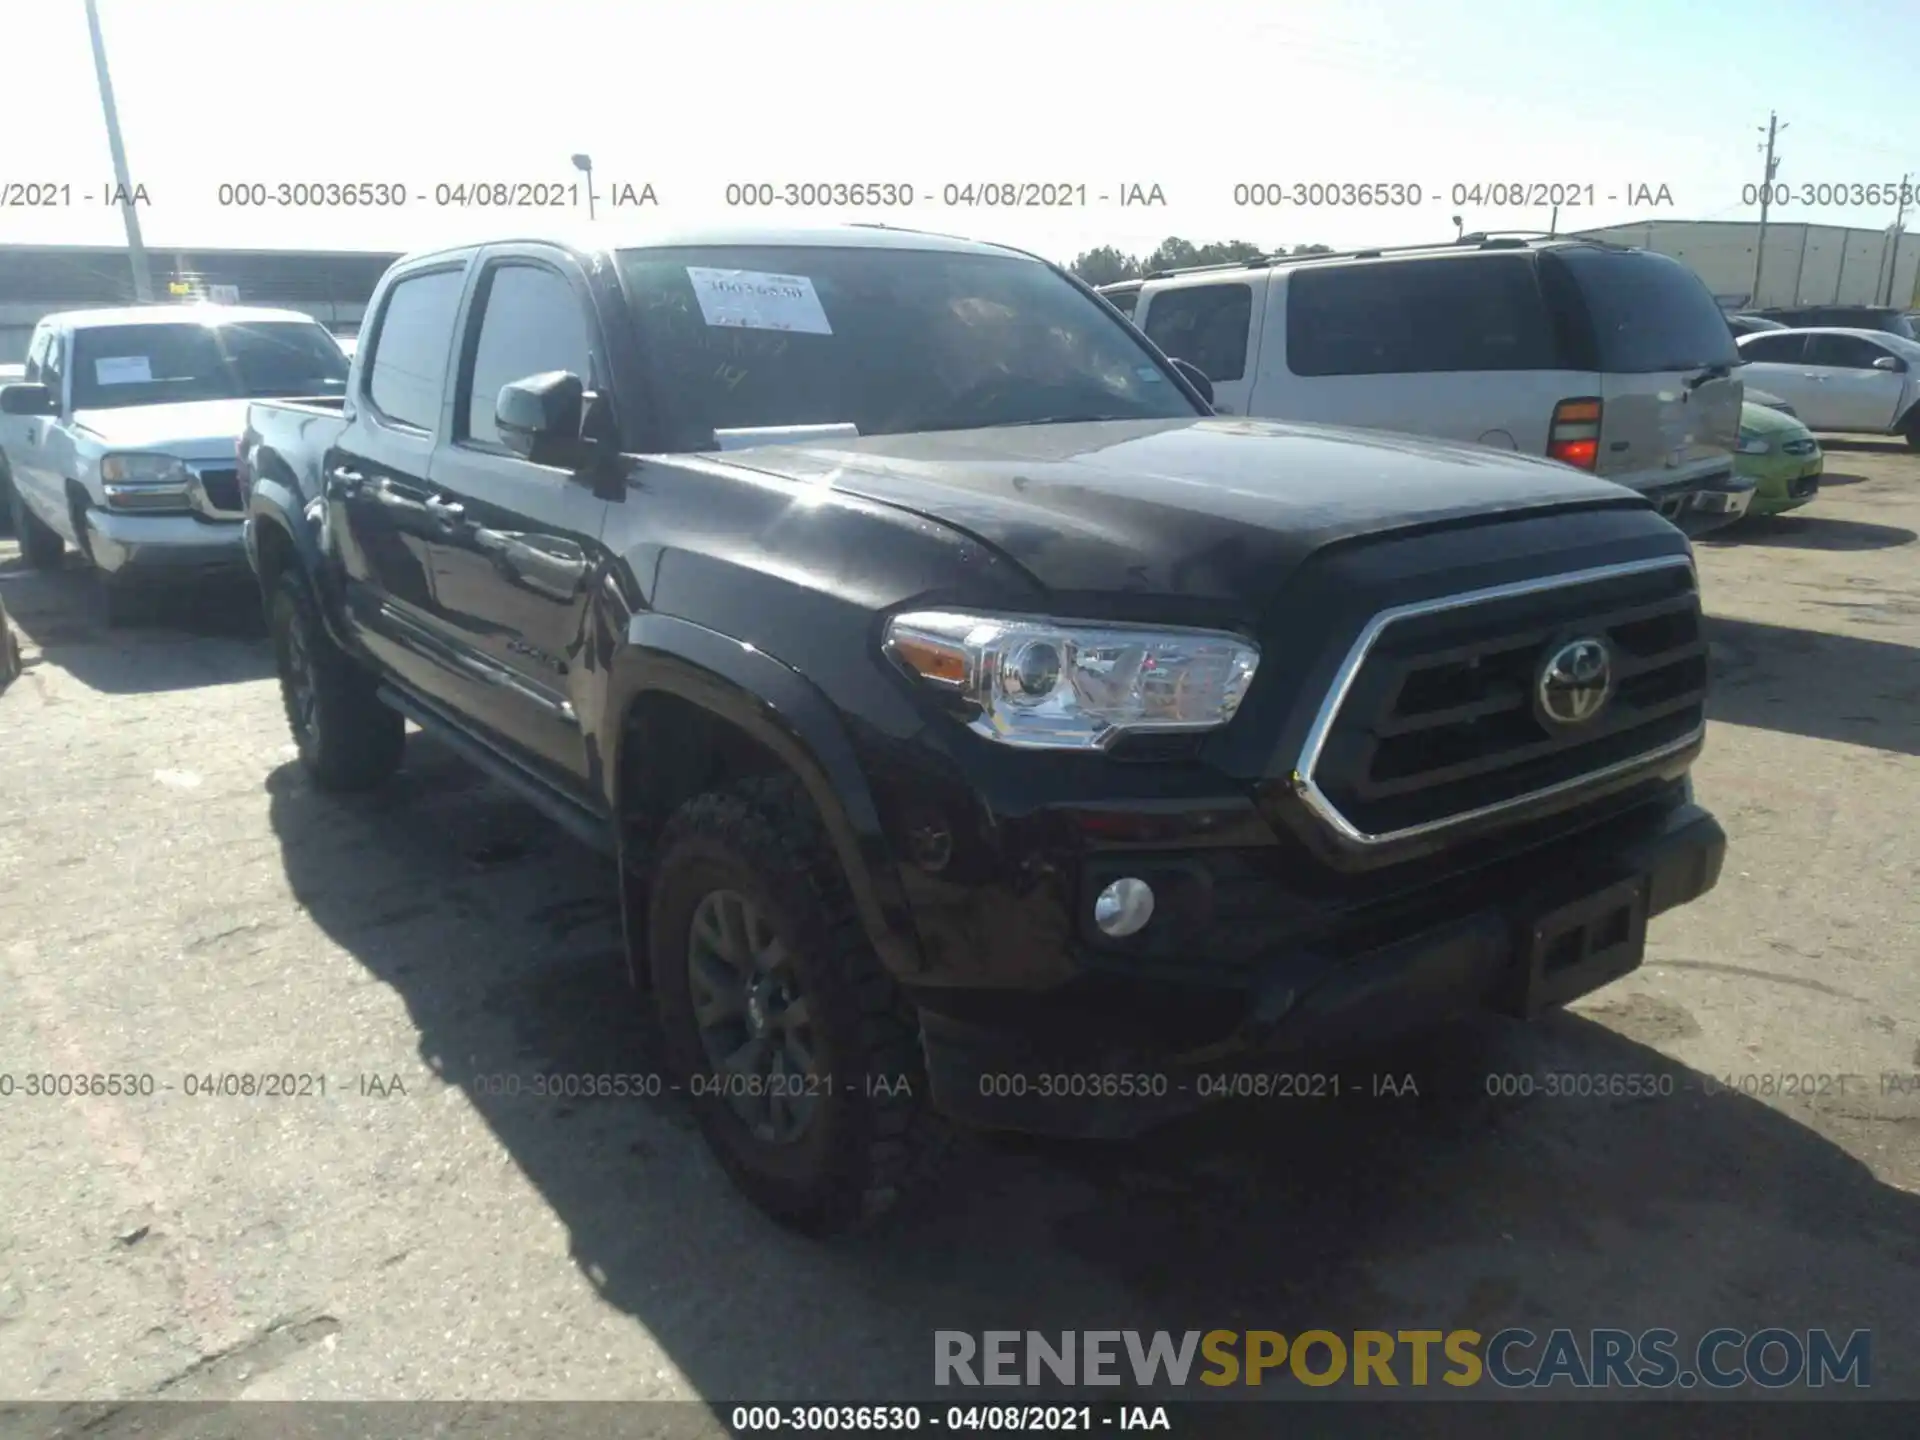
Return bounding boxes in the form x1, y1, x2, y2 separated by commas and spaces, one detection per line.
1536, 637, 1613, 728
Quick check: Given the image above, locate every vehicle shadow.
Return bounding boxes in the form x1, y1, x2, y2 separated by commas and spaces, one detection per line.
265, 745, 1920, 1403
0, 550, 269, 694
1705, 515, 1917, 551
1813, 470, 1870, 488
1708, 614, 1920, 757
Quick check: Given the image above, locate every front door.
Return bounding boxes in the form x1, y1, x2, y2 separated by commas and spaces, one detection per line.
424, 252, 611, 795
1801, 332, 1908, 431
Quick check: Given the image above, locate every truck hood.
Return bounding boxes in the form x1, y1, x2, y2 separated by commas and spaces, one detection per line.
71, 398, 253, 461
716, 417, 1643, 603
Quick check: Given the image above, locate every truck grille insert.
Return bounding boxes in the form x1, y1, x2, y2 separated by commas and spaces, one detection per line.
195, 468, 242, 514
1301, 558, 1706, 843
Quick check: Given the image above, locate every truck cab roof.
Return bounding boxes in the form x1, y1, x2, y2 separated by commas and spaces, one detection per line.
410, 221, 1029, 268
47, 303, 322, 330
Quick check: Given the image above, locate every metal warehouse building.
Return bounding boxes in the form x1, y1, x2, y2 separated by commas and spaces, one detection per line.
1573, 219, 1920, 311
0, 245, 401, 363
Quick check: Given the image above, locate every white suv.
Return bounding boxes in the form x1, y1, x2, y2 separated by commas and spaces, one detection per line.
1734, 328, 1920, 448
1098, 235, 1748, 531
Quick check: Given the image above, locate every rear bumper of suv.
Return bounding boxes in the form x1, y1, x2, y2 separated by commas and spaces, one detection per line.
916, 799, 1725, 1137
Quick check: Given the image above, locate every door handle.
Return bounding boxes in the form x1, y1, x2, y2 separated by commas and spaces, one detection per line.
425, 496, 465, 524
328, 466, 367, 495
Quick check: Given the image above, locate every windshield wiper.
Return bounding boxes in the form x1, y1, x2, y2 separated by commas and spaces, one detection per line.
1683, 363, 1732, 391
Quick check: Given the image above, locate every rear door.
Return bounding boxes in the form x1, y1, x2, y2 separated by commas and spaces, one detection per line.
1134, 277, 1265, 415
422, 248, 611, 792
1801, 332, 1909, 431
1261, 253, 1590, 453
1547, 246, 1743, 495
329, 261, 470, 701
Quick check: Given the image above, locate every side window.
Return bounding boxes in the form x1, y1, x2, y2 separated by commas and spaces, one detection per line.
1142, 284, 1253, 382
1739, 333, 1806, 364
41, 332, 65, 401
1106, 290, 1139, 318
1807, 333, 1892, 369
1286, 256, 1557, 377
22, 327, 46, 383
365, 268, 466, 431
459, 264, 595, 448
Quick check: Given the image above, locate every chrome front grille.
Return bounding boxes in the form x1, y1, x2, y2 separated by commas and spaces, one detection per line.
1294, 556, 1707, 846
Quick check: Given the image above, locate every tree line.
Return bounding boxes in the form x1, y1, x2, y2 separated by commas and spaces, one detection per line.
1068, 238, 1334, 285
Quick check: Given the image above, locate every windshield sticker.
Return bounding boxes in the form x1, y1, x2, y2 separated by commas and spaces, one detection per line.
94, 355, 153, 385
686, 268, 833, 336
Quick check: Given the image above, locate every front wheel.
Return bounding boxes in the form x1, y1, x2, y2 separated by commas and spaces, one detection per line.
648, 775, 948, 1234
270, 570, 405, 791
9, 484, 64, 569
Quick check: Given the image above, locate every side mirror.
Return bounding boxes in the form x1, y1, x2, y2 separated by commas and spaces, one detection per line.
495, 371, 597, 469
1872, 355, 1905, 373
0, 383, 57, 417
1169, 357, 1215, 407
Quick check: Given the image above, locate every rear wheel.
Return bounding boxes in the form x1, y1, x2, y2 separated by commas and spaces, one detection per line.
648, 775, 948, 1234
1903, 410, 1920, 452
270, 570, 405, 791
9, 484, 63, 569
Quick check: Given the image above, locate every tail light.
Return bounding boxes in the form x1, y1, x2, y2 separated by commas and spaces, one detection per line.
1547, 398, 1602, 469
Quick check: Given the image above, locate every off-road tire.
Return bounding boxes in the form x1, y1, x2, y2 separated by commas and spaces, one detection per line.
9, 484, 63, 569
270, 570, 404, 791
648, 774, 949, 1235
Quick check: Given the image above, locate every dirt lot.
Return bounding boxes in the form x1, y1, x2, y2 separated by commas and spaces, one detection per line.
1, 445, 1917, 1414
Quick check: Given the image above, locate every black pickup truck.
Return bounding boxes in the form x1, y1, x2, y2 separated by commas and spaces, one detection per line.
240, 223, 1726, 1234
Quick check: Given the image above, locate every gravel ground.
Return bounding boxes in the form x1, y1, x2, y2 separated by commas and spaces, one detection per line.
1, 444, 1916, 1418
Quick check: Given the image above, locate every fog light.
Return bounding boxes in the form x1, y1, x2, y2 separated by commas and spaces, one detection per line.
1093, 877, 1155, 937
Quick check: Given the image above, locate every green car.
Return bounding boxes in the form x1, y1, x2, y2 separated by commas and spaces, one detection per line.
1734, 398, 1822, 517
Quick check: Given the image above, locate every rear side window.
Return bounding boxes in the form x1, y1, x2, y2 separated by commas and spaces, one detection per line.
1285, 256, 1558, 377
366, 268, 465, 431
1806, 333, 1894, 369
1142, 284, 1252, 380
1552, 248, 1739, 374
1105, 290, 1138, 318
1739, 333, 1807, 363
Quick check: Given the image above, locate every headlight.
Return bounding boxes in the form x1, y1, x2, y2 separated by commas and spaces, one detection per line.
884, 610, 1259, 750
1735, 432, 1771, 455
99, 452, 194, 512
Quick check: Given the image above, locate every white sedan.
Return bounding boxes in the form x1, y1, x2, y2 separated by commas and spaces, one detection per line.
1735, 327, 1920, 449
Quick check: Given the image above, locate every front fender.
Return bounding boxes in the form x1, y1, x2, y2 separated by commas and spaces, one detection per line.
608, 612, 927, 983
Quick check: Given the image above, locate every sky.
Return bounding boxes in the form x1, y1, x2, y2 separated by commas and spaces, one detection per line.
6, 0, 1920, 266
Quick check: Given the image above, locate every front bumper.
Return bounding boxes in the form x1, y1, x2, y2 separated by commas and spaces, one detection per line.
917, 801, 1725, 1137
1742, 451, 1823, 516
83, 509, 248, 578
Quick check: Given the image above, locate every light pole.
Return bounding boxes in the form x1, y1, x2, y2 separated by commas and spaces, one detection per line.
83, 0, 151, 302
1452, 214, 1464, 240
571, 153, 596, 221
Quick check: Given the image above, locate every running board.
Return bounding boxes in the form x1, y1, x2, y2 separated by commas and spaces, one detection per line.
376, 685, 616, 856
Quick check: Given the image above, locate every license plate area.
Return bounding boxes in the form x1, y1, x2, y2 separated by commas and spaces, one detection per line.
1505, 873, 1648, 1018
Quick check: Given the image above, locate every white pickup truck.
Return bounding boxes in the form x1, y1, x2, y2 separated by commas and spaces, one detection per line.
0, 304, 349, 622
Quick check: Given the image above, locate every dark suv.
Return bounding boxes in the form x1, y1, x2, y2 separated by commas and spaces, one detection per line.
1757, 305, 1917, 340
239, 224, 1727, 1233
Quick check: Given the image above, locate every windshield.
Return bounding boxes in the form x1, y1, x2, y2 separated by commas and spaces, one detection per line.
1550, 248, 1741, 374
69, 320, 349, 410
616, 245, 1199, 451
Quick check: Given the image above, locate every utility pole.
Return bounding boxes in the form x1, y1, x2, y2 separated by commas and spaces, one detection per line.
1881, 174, 1910, 306
1750, 111, 1785, 307
83, 0, 151, 302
